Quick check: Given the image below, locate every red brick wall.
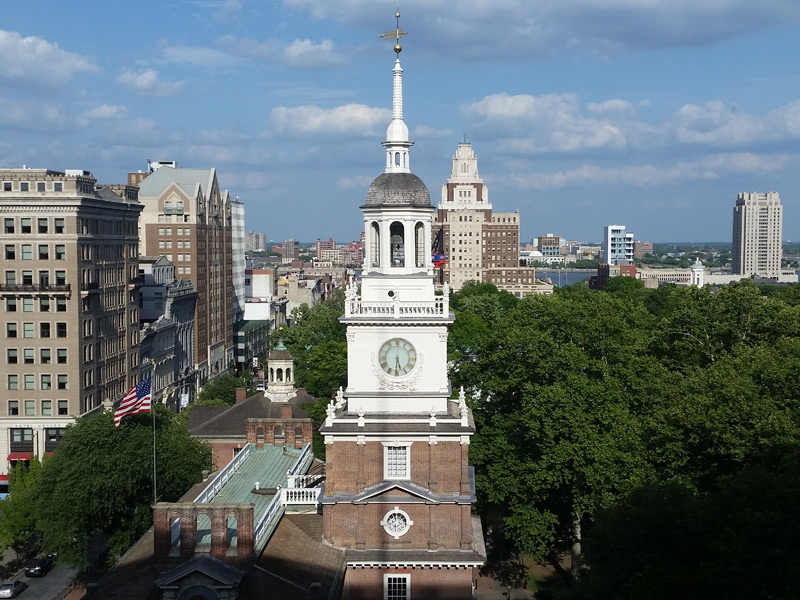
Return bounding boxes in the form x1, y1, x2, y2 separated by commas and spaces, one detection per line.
343, 567, 473, 600
324, 502, 471, 550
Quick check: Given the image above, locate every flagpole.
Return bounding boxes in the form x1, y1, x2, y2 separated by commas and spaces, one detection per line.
151, 359, 157, 505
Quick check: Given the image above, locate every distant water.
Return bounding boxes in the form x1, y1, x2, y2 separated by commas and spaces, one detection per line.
536, 270, 593, 287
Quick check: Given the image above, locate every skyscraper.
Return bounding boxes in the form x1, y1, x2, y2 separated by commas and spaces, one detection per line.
732, 192, 783, 278
603, 225, 634, 265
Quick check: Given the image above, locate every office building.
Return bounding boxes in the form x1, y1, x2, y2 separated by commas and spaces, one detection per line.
132, 164, 233, 386
0, 168, 142, 472
603, 225, 634, 265
732, 192, 783, 278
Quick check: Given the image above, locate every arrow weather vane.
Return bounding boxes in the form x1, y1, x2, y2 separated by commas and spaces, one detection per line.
380, 8, 407, 54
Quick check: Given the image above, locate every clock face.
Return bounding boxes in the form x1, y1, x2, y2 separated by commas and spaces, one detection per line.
378, 338, 417, 377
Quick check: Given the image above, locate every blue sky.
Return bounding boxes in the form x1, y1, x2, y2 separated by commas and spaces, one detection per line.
2, 1, 800, 245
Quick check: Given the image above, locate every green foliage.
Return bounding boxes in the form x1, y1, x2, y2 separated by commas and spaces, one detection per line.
196, 372, 252, 405
0, 458, 43, 552
33, 408, 212, 567
451, 279, 800, 589
280, 287, 347, 399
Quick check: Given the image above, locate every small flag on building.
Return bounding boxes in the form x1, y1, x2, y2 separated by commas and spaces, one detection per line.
114, 378, 152, 428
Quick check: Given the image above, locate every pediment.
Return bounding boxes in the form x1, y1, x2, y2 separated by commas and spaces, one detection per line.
353, 480, 438, 504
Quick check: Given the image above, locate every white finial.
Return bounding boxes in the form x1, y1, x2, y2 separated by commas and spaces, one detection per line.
380, 10, 413, 173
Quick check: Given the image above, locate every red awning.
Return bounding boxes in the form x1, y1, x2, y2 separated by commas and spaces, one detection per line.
7, 452, 32, 461
0, 475, 8, 482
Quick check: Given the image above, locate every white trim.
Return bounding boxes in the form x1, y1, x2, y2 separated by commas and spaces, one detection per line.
380, 506, 413, 539
384, 573, 410, 600
382, 442, 411, 480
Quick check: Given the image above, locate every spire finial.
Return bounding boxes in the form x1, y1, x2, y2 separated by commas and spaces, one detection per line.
380, 8, 407, 54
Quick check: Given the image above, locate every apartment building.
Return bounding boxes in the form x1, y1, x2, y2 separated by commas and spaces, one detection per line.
0, 168, 142, 473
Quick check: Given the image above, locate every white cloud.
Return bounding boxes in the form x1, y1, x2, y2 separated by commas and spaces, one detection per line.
269, 104, 390, 138
0, 96, 69, 131
77, 104, 128, 127
117, 69, 184, 97
216, 35, 348, 68
509, 153, 795, 190
412, 125, 454, 139
160, 45, 243, 68
0, 30, 98, 86
338, 175, 374, 190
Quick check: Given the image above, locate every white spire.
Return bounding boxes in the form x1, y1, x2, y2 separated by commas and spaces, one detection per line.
380, 13, 413, 174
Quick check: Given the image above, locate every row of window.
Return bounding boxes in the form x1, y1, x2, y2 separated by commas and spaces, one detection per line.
3, 217, 66, 234
6, 322, 68, 338
7, 347, 68, 364
157, 241, 192, 249
6, 297, 68, 312
157, 227, 194, 236
3, 181, 64, 193
9, 399, 69, 417
4, 271, 69, 287
4, 244, 66, 260
8, 373, 68, 390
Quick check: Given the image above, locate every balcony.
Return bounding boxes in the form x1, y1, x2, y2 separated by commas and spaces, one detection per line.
80, 281, 100, 292
164, 207, 184, 215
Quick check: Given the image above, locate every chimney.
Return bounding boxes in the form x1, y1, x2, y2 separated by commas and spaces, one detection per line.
281, 404, 293, 419
235, 388, 247, 403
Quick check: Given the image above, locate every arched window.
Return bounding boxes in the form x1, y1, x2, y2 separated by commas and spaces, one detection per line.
286, 368, 291, 383
415, 222, 425, 268
277, 368, 283, 382
395, 152, 401, 166
274, 425, 285, 443
390, 222, 405, 267
195, 513, 211, 553
370, 222, 380, 267
226, 516, 238, 550
295, 427, 304, 447
269, 368, 274, 383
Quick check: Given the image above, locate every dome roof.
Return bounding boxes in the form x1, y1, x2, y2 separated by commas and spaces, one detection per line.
364, 172, 431, 207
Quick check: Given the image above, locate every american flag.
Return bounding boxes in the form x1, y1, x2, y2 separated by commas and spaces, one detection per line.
114, 378, 152, 428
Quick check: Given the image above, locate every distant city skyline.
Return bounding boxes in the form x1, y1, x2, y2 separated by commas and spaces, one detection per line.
3, 1, 800, 243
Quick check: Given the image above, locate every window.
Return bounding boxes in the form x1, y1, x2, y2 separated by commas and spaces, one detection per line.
42, 400, 52, 416
38, 218, 48, 233
24, 374, 35, 390
22, 271, 32, 285
58, 400, 68, 415
2, 182, 10, 191
8, 401, 18, 416
22, 298, 33, 312
384, 574, 410, 600
24, 400, 35, 416
384, 444, 411, 479
56, 298, 66, 312
7, 349, 17, 364
4, 218, 14, 233
57, 348, 67, 364
54, 218, 64, 233
54, 183, 62, 192
57, 374, 67, 390
40, 348, 51, 364
38, 245, 49, 260
5, 271, 16, 286
40, 297, 50, 311
21, 245, 32, 260
4, 245, 14, 259
40, 322, 50, 337
23, 323, 33, 338
20, 183, 29, 192
8, 375, 18, 390
7, 323, 17, 338
6, 297, 16, 312
23, 349, 33, 364
55, 271, 66, 286
56, 322, 67, 338
21, 218, 31, 233
55, 245, 66, 260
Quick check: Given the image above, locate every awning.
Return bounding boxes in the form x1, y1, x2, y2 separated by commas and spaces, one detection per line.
7, 452, 32, 461
0, 475, 8, 482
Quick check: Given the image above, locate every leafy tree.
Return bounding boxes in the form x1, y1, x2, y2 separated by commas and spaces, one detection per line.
34, 408, 212, 567
196, 372, 252, 404
0, 457, 43, 553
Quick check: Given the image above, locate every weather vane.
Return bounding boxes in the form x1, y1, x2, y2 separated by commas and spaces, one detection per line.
379, 7, 407, 54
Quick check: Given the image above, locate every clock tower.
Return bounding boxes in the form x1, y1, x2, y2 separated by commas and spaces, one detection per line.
320, 12, 485, 600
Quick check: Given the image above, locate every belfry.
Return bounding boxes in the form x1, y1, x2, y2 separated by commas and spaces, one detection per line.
319, 12, 486, 600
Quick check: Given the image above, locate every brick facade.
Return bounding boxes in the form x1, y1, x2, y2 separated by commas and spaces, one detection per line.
343, 567, 473, 600
245, 417, 313, 448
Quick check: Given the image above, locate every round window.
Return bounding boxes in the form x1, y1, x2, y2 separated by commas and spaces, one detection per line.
380, 506, 413, 539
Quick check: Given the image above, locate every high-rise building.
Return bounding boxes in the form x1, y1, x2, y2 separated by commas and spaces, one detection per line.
231, 198, 246, 325
0, 168, 142, 473
433, 143, 550, 295
132, 164, 233, 386
281, 238, 299, 264
244, 230, 266, 252
321, 27, 485, 599
603, 225, 634, 265
633, 240, 654, 260
732, 192, 783, 277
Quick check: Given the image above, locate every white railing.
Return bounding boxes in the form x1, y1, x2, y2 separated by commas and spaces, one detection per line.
282, 487, 322, 505
346, 297, 449, 318
287, 443, 313, 478
193, 443, 253, 503
287, 472, 323, 488
254, 493, 284, 547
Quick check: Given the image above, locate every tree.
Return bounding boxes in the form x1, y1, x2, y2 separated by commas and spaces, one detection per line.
34, 408, 212, 567
196, 372, 252, 404
0, 457, 43, 554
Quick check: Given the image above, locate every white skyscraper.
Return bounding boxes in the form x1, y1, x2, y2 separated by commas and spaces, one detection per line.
603, 225, 634, 265
732, 192, 783, 278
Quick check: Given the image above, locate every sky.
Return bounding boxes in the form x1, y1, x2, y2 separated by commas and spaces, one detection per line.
2, 1, 800, 245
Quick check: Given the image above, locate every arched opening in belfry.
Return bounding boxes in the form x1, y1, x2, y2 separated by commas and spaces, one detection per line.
370, 222, 380, 267
195, 513, 211, 553
226, 515, 238, 553
390, 221, 405, 267
415, 222, 425, 268
274, 425, 286, 444
394, 152, 401, 166
276, 368, 283, 382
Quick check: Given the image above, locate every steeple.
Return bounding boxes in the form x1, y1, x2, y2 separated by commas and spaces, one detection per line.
380, 11, 412, 174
